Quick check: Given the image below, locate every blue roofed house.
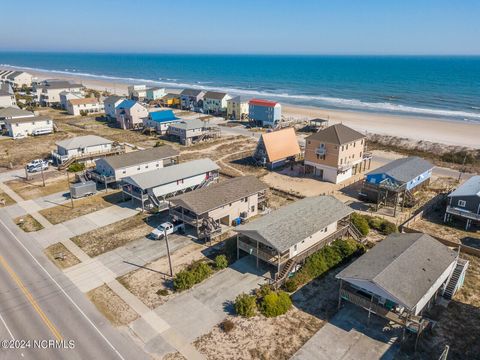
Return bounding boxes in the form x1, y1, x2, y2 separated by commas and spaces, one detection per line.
362, 156, 434, 214
248, 99, 282, 127
444, 175, 480, 230
143, 109, 181, 134
115, 99, 149, 130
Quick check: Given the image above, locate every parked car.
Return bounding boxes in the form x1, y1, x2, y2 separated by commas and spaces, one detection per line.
26, 159, 49, 172
150, 220, 185, 239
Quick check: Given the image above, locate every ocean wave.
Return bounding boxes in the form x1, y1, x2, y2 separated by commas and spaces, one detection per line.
2, 63, 480, 121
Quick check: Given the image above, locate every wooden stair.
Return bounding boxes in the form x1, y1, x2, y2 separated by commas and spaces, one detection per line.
444, 258, 469, 299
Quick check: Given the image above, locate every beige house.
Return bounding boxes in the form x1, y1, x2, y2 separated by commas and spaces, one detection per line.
227, 96, 249, 120
304, 123, 371, 184
115, 100, 149, 130
4, 115, 54, 139
67, 98, 104, 116
169, 176, 268, 239
0, 70, 33, 88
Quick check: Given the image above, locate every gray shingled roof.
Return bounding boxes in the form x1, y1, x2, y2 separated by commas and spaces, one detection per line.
181, 89, 204, 97
103, 95, 124, 105
306, 123, 365, 145
100, 146, 179, 170
448, 175, 480, 198
0, 107, 34, 119
169, 119, 213, 131
123, 158, 219, 190
204, 91, 228, 100
4, 115, 52, 124
56, 135, 113, 150
169, 176, 268, 215
37, 80, 83, 90
367, 156, 434, 183
235, 196, 353, 252
336, 233, 457, 310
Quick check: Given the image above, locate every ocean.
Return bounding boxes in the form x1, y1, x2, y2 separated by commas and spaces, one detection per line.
1, 52, 480, 122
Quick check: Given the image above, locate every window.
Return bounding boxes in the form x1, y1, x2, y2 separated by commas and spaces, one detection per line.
341, 146, 344, 151
122, 170, 126, 174
251, 205, 255, 212
458, 200, 466, 207
340, 158, 343, 164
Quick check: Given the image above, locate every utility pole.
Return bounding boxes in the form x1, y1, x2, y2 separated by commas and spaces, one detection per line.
164, 228, 173, 278
457, 154, 467, 182
40, 165, 45, 187
67, 171, 73, 208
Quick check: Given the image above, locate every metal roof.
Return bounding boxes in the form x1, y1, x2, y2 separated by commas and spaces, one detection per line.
235, 196, 353, 253
367, 157, 434, 183
100, 146, 179, 170
336, 233, 457, 310
448, 175, 480, 198
306, 123, 365, 145
169, 176, 268, 215
249, 99, 279, 107
56, 135, 113, 150
122, 158, 219, 190
149, 110, 179, 122
117, 99, 137, 109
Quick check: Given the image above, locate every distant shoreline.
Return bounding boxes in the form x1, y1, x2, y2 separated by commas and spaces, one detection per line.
3, 65, 480, 149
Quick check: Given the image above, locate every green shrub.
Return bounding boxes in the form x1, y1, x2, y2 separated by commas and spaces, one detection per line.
260, 291, 292, 317
221, 319, 235, 333
351, 213, 370, 236
284, 279, 298, 293
156, 288, 169, 296
173, 261, 213, 291
79, 110, 88, 116
255, 284, 273, 299
67, 162, 85, 173
380, 221, 398, 235
234, 293, 257, 318
214, 254, 228, 269
366, 215, 398, 235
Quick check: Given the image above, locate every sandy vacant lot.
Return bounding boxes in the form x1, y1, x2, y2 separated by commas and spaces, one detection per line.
5, 173, 72, 200
87, 284, 138, 327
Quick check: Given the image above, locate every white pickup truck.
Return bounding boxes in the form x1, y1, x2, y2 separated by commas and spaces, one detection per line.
26, 159, 49, 173
150, 221, 185, 240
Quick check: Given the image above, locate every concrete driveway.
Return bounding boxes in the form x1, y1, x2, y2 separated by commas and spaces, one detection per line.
291, 303, 401, 360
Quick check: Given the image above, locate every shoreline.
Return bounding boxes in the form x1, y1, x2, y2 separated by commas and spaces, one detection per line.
4, 65, 480, 148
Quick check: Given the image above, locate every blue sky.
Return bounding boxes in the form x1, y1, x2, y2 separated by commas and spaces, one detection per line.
2, 0, 479, 54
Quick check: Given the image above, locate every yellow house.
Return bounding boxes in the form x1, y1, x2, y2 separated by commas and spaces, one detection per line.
161, 93, 181, 108
227, 96, 249, 120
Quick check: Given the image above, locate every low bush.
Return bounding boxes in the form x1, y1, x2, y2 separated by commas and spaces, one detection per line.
351, 213, 370, 236
173, 261, 213, 291
260, 290, 292, 317
234, 293, 257, 318
366, 215, 398, 235
156, 289, 169, 296
221, 319, 235, 333
214, 254, 228, 269
284, 279, 298, 292
67, 162, 85, 173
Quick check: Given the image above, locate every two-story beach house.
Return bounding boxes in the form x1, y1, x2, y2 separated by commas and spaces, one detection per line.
0, 70, 33, 88
203, 91, 231, 114
304, 123, 371, 184
67, 98, 104, 116
167, 119, 220, 145
34, 80, 84, 107
180, 89, 205, 111
169, 176, 268, 239
59, 91, 84, 109
103, 95, 125, 119
143, 110, 181, 134
227, 96, 249, 120
248, 99, 281, 127
444, 175, 480, 230
4, 115, 54, 139
253, 127, 301, 169
0, 107, 35, 128
128, 84, 148, 100
122, 158, 220, 211
146, 87, 166, 101
52, 135, 117, 166
115, 100, 149, 130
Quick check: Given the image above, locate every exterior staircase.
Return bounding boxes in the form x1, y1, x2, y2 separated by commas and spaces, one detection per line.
347, 222, 364, 241
197, 175, 217, 189
444, 258, 469, 299
147, 190, 161, 208
277, 258, 295, 283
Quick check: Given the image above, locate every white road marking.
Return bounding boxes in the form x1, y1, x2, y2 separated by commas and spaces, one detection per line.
0, 218, 126, 360
0, 311, 15, 340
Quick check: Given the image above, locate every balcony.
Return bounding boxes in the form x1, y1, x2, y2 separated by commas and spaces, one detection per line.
446, 205, 480, 221
238, 238, 290, 265
315, 147, 327, 156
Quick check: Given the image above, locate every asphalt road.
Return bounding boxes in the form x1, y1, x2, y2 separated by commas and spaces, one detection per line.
0, 213, 150, 360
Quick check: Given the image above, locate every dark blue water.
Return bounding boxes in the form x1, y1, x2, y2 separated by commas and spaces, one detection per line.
1, 52, 479, 121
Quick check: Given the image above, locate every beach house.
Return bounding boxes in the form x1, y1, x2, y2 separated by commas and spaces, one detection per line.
143, 109, 181, 133
444, 175, 480, 230
34, 80, 84, 107
169, 176, 268, 239
180, 89, 205, 111
103, 95, 125, 119
0, 83, 16, 108
362, 156, 433, 215
67, 98, 104, 116
145, 87, 166, 101
4, 115, 54, 139
0, 107, 35, 126
91, 146, 179, 186
59, 91, 84, 109
227, 96, 249, 120
304, 123, 371, 184
160, 92, 182, 108
336, 233, 468, 334
248, 99, 281, 127
203, 91, 231, 114
51, 135, 119, 166
0, 70, 33, 88
235, 196, 360, 282
127, 85, 148, 100
253, 127, 301, 169
167, 118, 220, 145
122, 158, 220, 211
115, 99, 149, 130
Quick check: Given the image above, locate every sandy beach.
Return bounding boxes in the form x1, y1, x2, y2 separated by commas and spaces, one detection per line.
5, 66, 479, 148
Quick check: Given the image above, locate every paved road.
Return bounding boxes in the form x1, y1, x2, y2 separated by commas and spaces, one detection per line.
0, 214, 150, 360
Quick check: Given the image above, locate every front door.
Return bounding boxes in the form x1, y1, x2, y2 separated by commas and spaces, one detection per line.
315, 168, 324, 179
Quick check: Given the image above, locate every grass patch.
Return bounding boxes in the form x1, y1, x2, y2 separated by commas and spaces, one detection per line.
0, 189, 16, 206
87, 284, 138, 326
15, 215, 44, 232
44, 242, 81, 269
5, 176, 71, 200
39, 191, 124, 225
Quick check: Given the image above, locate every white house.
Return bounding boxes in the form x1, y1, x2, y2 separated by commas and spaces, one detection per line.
145, 87, 166, 101
0, 70, 33, 88
52, 135, 114, 165
0, 107, 35, 122
59, 91, 84, 109
103, 95, 125, 119
0, 83, 16, 108
128, 85, 148, 100
93, 146, 180, 184
4, 115, 54, 139
67, 98, 104, 116
34, 80, 84, 106
203, 91, 231, 114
